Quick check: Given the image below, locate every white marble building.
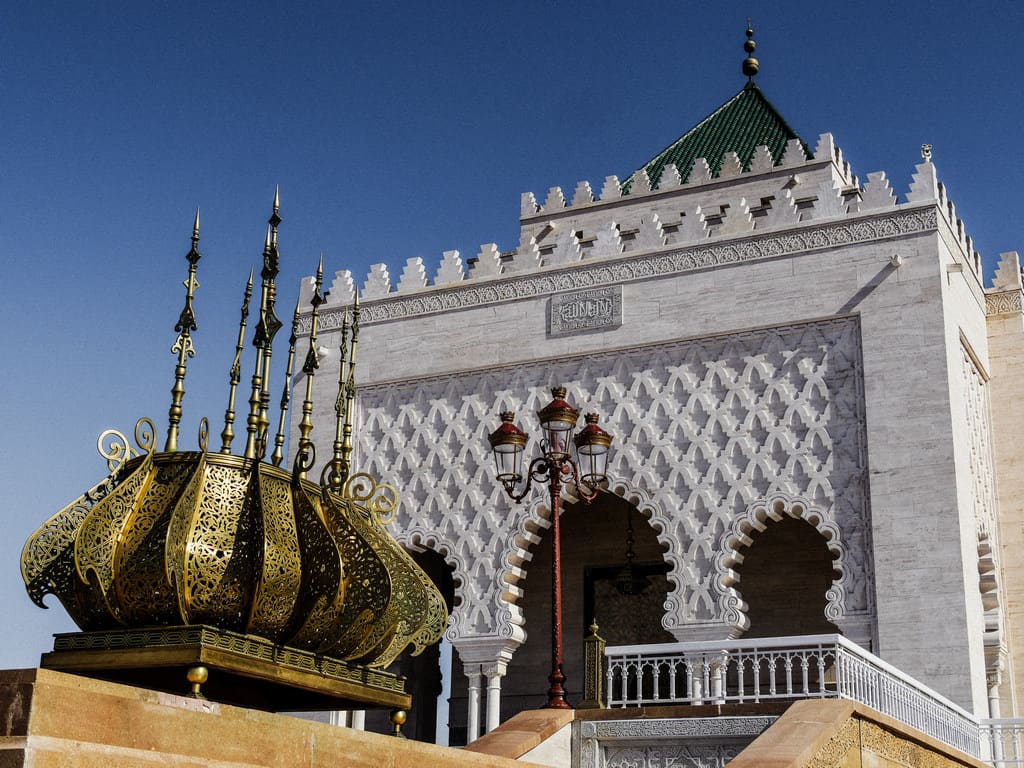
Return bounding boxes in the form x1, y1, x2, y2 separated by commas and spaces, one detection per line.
293, 70, 1024, 744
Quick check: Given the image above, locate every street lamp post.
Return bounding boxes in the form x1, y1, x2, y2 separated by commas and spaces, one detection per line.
488, 386, 613, 709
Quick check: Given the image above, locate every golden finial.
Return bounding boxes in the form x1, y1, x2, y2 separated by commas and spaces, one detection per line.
339, 291, 360, 479
329, 309, 349, 486
270, 185, 281, 248
742, 19, 759, 81
296, 257, 325, 477
220, 268, 254, 454
271, 296, 302, 467
244, 223, 275, 460
390, 709, 407, 738
164, 209, 202, 452
244, 192, 284, 460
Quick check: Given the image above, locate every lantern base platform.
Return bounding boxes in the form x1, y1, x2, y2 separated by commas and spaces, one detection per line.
40, 624, 410, 712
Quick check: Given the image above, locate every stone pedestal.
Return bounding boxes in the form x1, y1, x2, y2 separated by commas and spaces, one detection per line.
0, 668, 538, 767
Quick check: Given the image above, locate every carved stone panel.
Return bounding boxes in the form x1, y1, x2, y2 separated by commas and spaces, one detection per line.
548, 286, 622, 337
574, 716, 777, 768
354, 317, 872, 643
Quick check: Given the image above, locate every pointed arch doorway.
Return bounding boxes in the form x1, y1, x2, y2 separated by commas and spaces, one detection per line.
500, 491, 672, 718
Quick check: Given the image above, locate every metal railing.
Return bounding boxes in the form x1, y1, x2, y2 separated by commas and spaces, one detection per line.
604, 634, 980, 758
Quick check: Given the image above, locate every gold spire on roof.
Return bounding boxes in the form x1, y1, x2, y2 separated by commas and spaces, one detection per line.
742, 19, 759, 81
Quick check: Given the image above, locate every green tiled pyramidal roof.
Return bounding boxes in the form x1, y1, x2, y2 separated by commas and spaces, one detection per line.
624, 82, 809, 192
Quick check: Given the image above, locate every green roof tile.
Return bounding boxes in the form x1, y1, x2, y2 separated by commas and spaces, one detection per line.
624, 82, 809, 192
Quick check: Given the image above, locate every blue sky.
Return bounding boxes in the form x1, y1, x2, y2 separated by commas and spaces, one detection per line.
2, 2, 1022, 667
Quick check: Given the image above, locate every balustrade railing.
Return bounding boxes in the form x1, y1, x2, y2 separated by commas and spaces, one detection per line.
982, 719, 1024, 765
604, 634, 980, 758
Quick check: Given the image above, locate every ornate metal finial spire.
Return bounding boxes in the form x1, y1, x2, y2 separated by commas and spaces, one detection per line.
164, 209, 202, 452
340, 292, 360, 476
271, 297, 302, 467
220, 269, 254, 454
257, 192, 284, 457
243, 225, 273, 459
328, 291, 359, 488
742, 19, 759, 82
244, 190, 284, 460
328, 306, 351, 487
295, 255, 325, 477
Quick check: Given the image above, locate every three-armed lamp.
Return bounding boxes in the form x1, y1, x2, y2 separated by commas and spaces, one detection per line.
488, 386, 613, 708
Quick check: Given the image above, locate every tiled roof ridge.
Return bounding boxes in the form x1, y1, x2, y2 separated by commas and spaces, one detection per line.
623, 82, 809, 192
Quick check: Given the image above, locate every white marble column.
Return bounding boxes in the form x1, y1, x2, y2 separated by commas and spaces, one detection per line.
988, 669, 1004, 764
465, 663, 482, 743
483, 661, 508, 733
452, 635, 521, 743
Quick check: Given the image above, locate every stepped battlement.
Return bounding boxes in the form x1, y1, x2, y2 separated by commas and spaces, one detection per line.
299, 138, 983, 313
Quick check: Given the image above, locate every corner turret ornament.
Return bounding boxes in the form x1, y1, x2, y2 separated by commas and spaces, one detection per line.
20, 193, 448, 712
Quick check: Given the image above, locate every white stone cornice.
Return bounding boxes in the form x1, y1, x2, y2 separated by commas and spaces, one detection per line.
986, 289, 1024, 316
299, 207, 938, 334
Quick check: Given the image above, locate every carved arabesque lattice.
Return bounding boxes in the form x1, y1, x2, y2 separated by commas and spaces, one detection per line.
354, 316, 872, 642
962, 347, 1004, 673
962, 348, 998, 541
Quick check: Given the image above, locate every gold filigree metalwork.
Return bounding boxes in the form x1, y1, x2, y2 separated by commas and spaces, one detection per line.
23, 443, 448, 667
21, 195, 449, 707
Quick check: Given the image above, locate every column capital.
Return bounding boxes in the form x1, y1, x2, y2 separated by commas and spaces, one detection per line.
482, 660, 509, 679
452, 635, 519, 666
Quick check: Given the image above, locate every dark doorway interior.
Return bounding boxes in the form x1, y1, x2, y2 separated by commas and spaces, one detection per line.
734, 515, 840, 638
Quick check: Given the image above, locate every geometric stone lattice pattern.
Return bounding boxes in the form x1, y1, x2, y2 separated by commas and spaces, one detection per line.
962, 348, 997, 541
355, 317, 872, 643
603, 743, 741, 768
575, 716, 777, 768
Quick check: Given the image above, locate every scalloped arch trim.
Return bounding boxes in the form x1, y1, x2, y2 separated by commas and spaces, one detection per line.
717, 493, 847, 633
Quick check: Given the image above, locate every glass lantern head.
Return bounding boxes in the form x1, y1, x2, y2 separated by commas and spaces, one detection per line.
536, 386, 579, 459
574, 412, 613, 486
487, 412, 528, 486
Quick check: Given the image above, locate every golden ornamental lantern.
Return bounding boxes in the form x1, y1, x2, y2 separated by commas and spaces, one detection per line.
20, 193, 447, 711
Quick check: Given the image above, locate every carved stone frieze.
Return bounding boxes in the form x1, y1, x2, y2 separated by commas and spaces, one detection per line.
575, 716, 776, 768
353, 317, 872, 643
301, 208, 937, 333
986, 289, 1023, 316
581, 716, 776, 740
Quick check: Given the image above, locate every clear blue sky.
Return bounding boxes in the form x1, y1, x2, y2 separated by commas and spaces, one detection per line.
2, 2, 1021, 667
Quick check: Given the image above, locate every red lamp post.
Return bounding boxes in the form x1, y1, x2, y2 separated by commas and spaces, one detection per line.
487, 386, 613, 709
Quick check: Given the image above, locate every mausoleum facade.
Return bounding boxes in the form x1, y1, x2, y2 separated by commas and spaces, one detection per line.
293, 69, 1024, 744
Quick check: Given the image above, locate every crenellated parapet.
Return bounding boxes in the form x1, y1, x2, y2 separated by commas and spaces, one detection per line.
300, 139, 988, 321
986, 251, 1024, 316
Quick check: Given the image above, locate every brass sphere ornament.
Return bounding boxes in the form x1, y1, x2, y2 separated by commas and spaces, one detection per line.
187, 665, 209, 699
742, 21, 759, 79
390, 709, 407, 738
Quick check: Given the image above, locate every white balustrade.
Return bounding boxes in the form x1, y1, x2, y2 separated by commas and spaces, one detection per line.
605, 634, 980, 758
982, 719, 1024, 766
